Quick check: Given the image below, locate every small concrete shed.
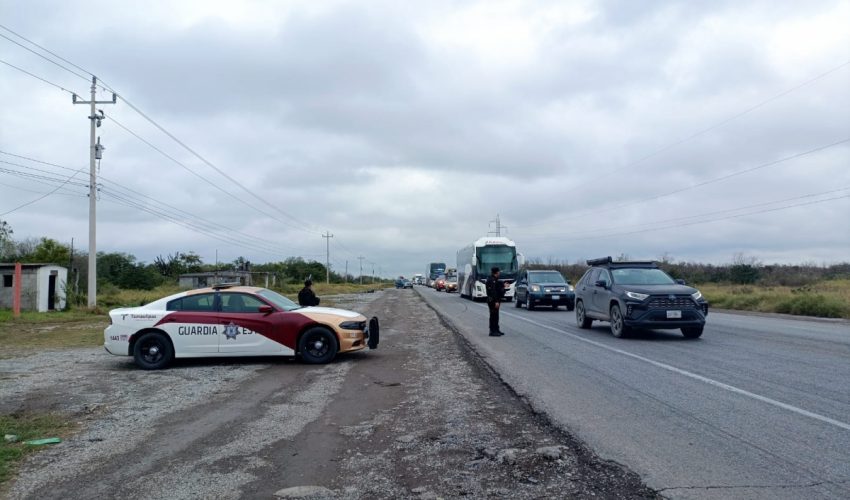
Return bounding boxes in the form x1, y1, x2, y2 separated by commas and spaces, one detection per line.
0, 263, 68, 312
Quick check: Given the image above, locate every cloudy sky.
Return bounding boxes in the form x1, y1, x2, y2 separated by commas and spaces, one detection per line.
1, 0, 848, 277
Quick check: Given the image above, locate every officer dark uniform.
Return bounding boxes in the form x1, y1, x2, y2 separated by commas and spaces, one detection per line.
298, 279, 321, 307
485, 267, 505, 336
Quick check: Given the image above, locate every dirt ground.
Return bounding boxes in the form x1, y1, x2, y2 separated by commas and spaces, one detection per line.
1, 289, 657, 499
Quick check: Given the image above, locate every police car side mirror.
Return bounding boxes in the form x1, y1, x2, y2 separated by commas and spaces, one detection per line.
675, 279, 686, 285
259, 305, 274, 314
594, 280, 608, 288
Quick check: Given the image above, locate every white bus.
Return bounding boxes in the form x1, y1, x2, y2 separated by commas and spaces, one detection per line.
457, 236, 521, 301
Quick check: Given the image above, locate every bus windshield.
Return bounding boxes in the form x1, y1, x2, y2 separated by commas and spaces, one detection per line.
476, 246, 518, 277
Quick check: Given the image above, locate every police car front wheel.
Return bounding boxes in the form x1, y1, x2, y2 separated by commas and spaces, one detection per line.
299, 327, 338, 364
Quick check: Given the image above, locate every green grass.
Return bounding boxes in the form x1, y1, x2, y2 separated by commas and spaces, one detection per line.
0, 413, 74, 486
700, 279, 850, 319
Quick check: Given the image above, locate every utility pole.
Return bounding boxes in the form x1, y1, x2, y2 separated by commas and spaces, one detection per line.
345, 260, 348, 283
358, 256, 365, 285
371, 263, 375, 284
73, 76, 116, 308
489, 214, 507, 236
322, 231, 333, 284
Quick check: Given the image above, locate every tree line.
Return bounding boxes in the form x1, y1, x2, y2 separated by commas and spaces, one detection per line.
525, 252, 850, 287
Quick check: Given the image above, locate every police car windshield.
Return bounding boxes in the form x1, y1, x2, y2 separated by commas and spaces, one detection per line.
257, 289, 301, 311
611, 268, 675, 285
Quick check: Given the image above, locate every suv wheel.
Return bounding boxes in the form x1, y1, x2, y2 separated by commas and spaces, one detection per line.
610, 304, 630, 338
576, 301, 592, 329
681, 327, 704, 339
514, 295, 522, 308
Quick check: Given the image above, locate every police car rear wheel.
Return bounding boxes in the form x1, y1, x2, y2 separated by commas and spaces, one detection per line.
299, 327, 338, 364
133, 332, 173, 370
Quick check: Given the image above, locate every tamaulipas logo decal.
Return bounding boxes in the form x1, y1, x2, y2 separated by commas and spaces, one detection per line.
224, 322, 241, 340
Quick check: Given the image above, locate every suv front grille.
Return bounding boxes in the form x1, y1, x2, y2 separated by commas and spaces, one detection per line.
648, 296, 696, 309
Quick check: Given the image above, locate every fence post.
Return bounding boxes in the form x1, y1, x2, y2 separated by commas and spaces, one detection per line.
13, 262, 22, 318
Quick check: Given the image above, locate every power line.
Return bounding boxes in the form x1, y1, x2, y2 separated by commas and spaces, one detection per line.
0, 58, 81, 95
107, 115, 315, 234
0, 148, 316, 256
523, 185, 850, 242
0, 31, 90, 83
1, 167, 84, 216
518, 137, 850, 231
1, 23, 322, 235
592, 58, 850, 180
0, 23, 97, 82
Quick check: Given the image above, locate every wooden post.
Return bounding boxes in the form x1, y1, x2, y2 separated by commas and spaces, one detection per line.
13, 262, 22, 318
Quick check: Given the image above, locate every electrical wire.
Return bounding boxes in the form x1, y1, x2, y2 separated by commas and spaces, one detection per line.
0, 148, 317, 256
1, 167, 84, 216
0, 58, 81, 95
522, 185, 850, 242
591, 58, 850, 180
517, 137, 850, 231
0, 31, 90, 83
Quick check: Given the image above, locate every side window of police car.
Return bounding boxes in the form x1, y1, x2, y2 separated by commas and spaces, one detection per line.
167, 293, 216, 312
220, 293, 266, 313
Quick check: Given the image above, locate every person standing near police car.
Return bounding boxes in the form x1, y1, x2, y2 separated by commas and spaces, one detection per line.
298, 279, 321, 307
486, 266, 505, 336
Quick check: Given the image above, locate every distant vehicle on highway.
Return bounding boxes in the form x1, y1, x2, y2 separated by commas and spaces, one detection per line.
434, 275, 447, 291
426, 262, 446, 287
104, 285, 379, 369
515, 269, 575, 310
412, 274, 424, 285
457, 236, 521, 301
444, 275, 458, 293
574, 257, 708, 338
395, 277, 412, 289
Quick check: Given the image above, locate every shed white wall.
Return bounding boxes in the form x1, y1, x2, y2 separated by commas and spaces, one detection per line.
36, 266, 68, 312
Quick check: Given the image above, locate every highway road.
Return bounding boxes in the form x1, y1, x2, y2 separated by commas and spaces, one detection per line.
417, 287, 850, 499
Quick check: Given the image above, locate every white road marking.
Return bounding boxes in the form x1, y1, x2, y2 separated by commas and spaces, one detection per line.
464, 300, 850, 432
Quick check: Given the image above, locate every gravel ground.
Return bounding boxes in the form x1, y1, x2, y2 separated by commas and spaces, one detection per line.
1, 289, 656, 499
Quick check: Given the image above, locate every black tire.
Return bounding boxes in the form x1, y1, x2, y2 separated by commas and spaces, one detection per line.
552, 304, 559, 310
299, 327, 338, 364
576, 301, 592, 329
133, 331, 174, 370
567, 302, 575, 312
527, 300, 534, 311
514, 295, 522, 308
368, 317, 380, 349
610, 304, 630, 338
681, 327, 704, 339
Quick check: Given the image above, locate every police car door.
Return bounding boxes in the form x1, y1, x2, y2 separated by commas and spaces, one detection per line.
162, 292, 219, 353
217, 292, 286, 354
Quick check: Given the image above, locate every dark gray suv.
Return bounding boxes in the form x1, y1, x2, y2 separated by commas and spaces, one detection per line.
515, 269, 575, 311
574, 257, 708, 338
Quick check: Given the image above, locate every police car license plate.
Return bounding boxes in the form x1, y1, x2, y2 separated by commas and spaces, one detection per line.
551, 295, 560, 300
667, 310, 682, 319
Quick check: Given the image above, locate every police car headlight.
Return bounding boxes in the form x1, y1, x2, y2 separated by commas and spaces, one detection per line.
625, 291, 649, 301
692, 290, 703, 301
340, 321, 366, 331
567, 285, 574, 291
530, 285, 540, 292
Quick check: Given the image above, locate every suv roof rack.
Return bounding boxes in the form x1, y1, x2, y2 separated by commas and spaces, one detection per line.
586, 256, 658, 268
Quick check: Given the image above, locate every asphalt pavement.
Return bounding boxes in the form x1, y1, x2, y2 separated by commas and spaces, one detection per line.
417, 286, 850, 499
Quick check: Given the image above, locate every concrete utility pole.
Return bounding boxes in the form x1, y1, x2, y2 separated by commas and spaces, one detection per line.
73, 76, 116, 308
322, 231, 333, 284
345, 260, 348, 283
358, 256, 365, 285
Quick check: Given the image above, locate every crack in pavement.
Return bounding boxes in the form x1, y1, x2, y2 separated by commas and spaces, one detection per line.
656, 478, 850, 493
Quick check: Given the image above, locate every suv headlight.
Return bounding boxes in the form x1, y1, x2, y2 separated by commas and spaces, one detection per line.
567, 285, 574, 291
692, 290, 703, 301
625, 291, 649, 301
530, 285, 540, 292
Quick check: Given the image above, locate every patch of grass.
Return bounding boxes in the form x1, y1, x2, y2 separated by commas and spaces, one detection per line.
0, 309, 106, 353
700, 280, 850, 319
0, 413, 74, 485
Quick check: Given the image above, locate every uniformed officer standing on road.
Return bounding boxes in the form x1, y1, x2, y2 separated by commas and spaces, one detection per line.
298, 279, 321, 307
486, 266, 505, 336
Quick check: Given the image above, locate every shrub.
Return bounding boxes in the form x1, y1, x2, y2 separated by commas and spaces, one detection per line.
775, 294, 847, 318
